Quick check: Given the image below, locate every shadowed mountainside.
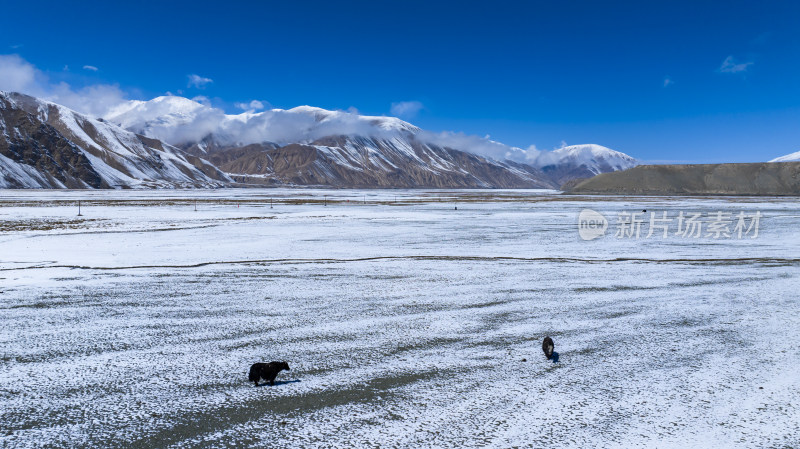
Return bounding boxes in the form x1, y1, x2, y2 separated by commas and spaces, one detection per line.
568, 162, 800, 196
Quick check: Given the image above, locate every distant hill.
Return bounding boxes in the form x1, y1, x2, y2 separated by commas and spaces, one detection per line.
567, 162, 800, 196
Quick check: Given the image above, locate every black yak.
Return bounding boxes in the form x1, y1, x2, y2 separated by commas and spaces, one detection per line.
542, 337, 554, 360
249, 361, 290, 386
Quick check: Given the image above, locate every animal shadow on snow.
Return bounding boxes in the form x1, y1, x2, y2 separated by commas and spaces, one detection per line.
257, 379, 302, 387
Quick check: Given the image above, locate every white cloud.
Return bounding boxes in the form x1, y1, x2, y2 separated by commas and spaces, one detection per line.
187, 74, 213, 88
0, 55, 556, 165
0, 54, 42, 94
663, 76, 674, 87
102, 89, 555, 165
0, 54, 128, 117
83, 65, 98, 72
235, 99, 267, 111
190, 95, 211, 107
418, 130, 535, 163
718, 55, 753, 74
390, 100, 424, 118
107, 99, 406, 147
106, 93, 547, 164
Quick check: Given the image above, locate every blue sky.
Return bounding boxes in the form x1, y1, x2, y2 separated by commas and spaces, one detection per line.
2, 0, 799, 162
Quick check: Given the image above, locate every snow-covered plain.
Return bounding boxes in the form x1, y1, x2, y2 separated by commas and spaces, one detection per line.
1, 189, 798, 448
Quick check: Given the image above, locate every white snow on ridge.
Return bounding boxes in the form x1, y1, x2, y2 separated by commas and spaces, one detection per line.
0, 91, 228, 188
770, 150, 800, 162
530, 144, 639, 174
105, 96, 420, 149
0, 153, 64, 188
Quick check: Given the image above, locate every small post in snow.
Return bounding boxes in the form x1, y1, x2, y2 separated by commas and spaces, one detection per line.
270, 198, 273, 209
324, 195, 327, 207
194, 200, 197, 212
77, 200, 82, 217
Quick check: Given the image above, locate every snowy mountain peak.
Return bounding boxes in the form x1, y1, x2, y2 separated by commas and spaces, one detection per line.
107, 95, 206, 118
104, 97, 420, 148
282, 105, 418, 133
533, 144, 638, 172
523, 143, 638, 185
106, 96, 209, 129
553, 143, 630, 159
770, 150, 800, 162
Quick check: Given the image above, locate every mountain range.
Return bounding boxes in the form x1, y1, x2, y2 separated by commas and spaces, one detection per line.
2, 91, 641, 189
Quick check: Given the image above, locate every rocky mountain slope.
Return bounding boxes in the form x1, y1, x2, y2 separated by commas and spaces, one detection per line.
567, 162, 800, 196
0, 92, 228, 188
182, 135, 553, 188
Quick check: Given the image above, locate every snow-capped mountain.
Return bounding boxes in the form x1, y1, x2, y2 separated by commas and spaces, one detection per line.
0, 92, 228, 188
103, 96, 637, 188
105, 96, 420, 150
0, 92, 639, 189
528, 144, 639, 186
770, 151, 800, 162
103, 96, 557, 188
